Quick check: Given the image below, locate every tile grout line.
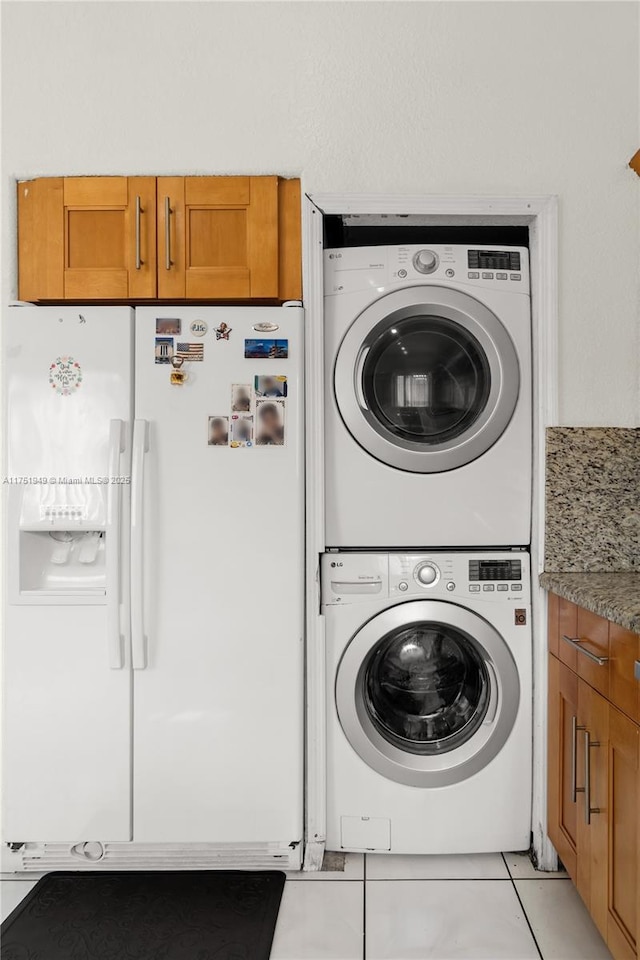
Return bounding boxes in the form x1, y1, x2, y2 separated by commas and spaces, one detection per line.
502, 854, 544, 960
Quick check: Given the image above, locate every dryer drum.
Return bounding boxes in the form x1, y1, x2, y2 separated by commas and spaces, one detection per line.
365, 316, 491, 446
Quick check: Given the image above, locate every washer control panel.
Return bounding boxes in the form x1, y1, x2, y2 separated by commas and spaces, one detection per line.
321, 552, 530, 605
324, 244, 530, 297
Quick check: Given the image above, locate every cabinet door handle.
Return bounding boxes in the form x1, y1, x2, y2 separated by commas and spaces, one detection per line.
164, 197, 172, 270
635, 660, 640, 682
562, 635, 609, 666
135, 196, 143, 270
571, 715, 586, 802
584, 729, 601, 825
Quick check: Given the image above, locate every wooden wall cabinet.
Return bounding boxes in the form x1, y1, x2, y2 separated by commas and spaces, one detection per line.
18, 175, 301, 303
548, 594, 640, 959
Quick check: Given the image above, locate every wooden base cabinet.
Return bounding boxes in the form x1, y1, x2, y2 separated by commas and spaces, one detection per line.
18, 176, 301, 303
548, 594, 640, 959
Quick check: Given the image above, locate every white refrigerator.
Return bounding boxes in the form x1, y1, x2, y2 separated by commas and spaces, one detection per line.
3, 304, 304, 870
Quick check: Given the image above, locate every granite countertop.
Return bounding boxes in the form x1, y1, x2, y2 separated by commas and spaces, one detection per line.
540, 571, 640, 634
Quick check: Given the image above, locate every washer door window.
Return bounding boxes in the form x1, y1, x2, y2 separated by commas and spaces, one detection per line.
335, 600, 520, 787
334, 286, 520, 473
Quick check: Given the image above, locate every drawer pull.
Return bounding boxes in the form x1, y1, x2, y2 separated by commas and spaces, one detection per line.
584, 729, 601, 825
562, 635, 609, 666
571, 715, 585, 803
635, 660, 640, 682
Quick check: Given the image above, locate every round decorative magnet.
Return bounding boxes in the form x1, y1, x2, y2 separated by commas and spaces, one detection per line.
49, 356, 82, 396
253, 321, 279, 333
190, 319, 208, 337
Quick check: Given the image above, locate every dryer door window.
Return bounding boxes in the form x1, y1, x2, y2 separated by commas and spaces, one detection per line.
362, 316, 491, 447
335, 599, 521, 788
364, 622, 490, 755
334, 286, 521, 473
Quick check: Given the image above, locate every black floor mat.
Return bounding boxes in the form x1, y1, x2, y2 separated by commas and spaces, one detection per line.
0, 870, 286, 960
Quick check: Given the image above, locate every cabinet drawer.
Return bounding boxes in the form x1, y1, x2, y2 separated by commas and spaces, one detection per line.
609, 623, 640, 724
558, 597, 579, 672
560, 604, 610, 698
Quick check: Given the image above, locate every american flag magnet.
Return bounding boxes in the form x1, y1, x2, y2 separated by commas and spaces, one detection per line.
176, 342, 204, 362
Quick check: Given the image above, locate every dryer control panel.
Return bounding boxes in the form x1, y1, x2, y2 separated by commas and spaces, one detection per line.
324, 244, 530, 297
321, 552, 530, 605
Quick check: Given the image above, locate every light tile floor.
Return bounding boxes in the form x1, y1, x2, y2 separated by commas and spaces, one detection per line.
0, 852, 613, 959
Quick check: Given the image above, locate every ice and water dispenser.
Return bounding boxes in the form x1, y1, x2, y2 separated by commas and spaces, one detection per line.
17, 527, 106, 598
9, 420, 124, 604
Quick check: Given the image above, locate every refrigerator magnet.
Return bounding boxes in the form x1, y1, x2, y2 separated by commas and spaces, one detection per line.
255, 375, 287, 399
190, 319, 208, 337
155, 338, 174, 364
253, 321, 280, 333
230, 414, 253, 448
244, 339, 288, 360
255, 399, 285, 446
176, 342, 204, 362
231, 384, 252, 413
156, 318, 182, 336
170, 370, 188, 386
215, 322, 232, 341
208, 416, 229, 446
49, 356, 83, 396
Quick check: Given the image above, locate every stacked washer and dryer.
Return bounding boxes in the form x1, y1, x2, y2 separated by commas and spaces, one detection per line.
321, 241, 533, 854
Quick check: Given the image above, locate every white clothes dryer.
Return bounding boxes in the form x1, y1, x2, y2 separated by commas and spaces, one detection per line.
324, 244, 532, 548
323, 551, 532, 854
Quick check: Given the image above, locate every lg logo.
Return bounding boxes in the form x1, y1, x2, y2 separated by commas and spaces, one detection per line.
330, 561, 344, 568
328, 253, 342, 260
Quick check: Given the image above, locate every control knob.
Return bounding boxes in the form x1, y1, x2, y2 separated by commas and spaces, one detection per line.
415, 562, 439, 586
413, 249, 439, 274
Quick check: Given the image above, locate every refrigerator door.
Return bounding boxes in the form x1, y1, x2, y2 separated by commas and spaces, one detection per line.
3, 306, 133, 842
133, 307, 304, 844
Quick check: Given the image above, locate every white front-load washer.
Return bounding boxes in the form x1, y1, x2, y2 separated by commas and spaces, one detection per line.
324, 244, 532, 548
323, 551, 532, 854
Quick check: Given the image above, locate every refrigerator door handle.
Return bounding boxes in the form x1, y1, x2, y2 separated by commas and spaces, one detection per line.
106, 420, 125, 669
131, 419, 149, 669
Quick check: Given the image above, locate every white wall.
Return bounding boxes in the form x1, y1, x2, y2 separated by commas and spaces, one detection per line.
2, 0, 639, 424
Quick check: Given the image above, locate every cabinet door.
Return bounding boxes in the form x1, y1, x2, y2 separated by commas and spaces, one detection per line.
576, 679, 609, 935
548, 654, 580, 881
63, 178, 157, 299
19, 177, 157, 300
606, 706, 639, 960
157, 176, 279, 299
